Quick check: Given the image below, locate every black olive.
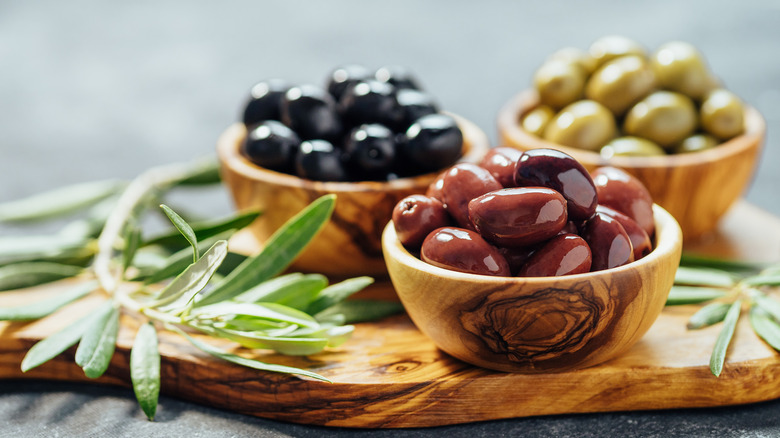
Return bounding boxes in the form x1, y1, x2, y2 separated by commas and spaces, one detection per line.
294, 139, 348, 182
400, 114, 463, 172
241, 120, 300, 173
326, 64, 372, 101
242, 79, 291, 126
375, 65, 422, 90
396, 88, 439, 130
344, 124, 396, 180
339, 80, 404, 128
280, 85, 342, 141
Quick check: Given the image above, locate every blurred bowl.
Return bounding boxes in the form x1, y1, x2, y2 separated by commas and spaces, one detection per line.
382, 204, 682, 373
497, 89, 765, 240
218, 114, 489, 278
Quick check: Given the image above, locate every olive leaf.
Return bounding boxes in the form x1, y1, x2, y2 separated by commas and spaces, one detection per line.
675, 266, 736, 288
167, 159, 221, 186
131, 322, 161, 421
0, 179, 125, 223
306, 276, 374, 315
751, 292, 780, 322
143, 210, 260, 251
191, 302, 320, 329
687, 302, 731, 329
0, 281, 97, 321
743, 274, 780, 287
665, 285, 729, 306
159, 204, 199, 262
206, 327, 329, 355
122, 223, 143, 276
749, 307, 780, 351
710, 299, 742, 377
233, 273, 328, 310
314, 300, 404, 324
75, 306, 120, 378
679, 253, 766, 273
0, 262, 84, 291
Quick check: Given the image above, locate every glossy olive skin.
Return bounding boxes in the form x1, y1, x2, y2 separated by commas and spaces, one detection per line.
326, 65, 372, 101
514, 148, 598, 221
479, 147, 522, 188
396, 89, 439, 129
589, 35, 646, 67
441, 164, 503, 229
700, 89, 745, 140
339, 80, 404, 128
673, 133, 719, 154
534, 59, 586, 110
421, 227, 511, 277
521, 105, 555, 137
243, 79, 292, 125
241, 120, 301, 173
548, 47, 597, 75
280, 85, 342, 141
518, 234, 592, 277
392, 195, 450, 250
650, 41, 711, 100
375, 65, 422, 90
623, 91, 697, 148
294, 140, 348, 182
402, 114, 464, 173
600, 136, 666, 158
585, 55, 656, 115
498, 245, 537, 276
344, 124, 396, 180
544, 100, 617, 151
426, 170, 446, 202
596, 205, 652, 261
581, 212, 634, 272
591, 166, 655, 236
468, 187, 568, 248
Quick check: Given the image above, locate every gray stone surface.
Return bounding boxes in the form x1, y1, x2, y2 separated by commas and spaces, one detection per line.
1, 1, 779, 436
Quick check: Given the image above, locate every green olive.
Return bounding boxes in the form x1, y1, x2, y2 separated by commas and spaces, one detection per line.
650, 41, 711, 100
600, 136, 666, 158
534, 59, 586, 110
547, 47, 597, 75
624, 91, 698, 148
588, 35, 647, 68
700, 89, 745, 140
673, 134, 719, 154
543, 100, 617, 151
585, 55, 656, 115
521, 105, 555, 137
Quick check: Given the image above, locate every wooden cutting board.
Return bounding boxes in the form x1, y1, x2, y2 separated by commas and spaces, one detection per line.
1, 201, 780, 428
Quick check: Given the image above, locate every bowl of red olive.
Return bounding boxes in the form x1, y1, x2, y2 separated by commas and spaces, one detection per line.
497, 36, 765, 240
382, 148, 682, 373
218, 65, 489, 277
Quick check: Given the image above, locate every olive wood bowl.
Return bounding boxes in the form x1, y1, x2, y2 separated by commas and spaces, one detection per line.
382, 204, 682, 373
497, 89, 765, 240
218, 114, 489, 278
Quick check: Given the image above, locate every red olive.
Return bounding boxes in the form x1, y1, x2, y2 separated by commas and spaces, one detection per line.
479, 147, 523, 188
421, 227, 511, 276
581, 212, 634, 271
392, 195, 450, 250
514, 148, 598, 221
596, 205, 652, 261
468, 187, 568, 247
591, 166, 655, 236
518, 234, 592, 277
441, 164, 503, 230
498, 245, 537, 276
426, 170, 446, 202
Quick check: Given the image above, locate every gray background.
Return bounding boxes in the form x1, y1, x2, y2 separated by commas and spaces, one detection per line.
1, 1, 780, 437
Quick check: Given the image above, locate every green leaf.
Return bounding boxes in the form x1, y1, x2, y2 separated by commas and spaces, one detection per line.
306, 276, 374, 315
168, 159, 221, 186
160, 204, 199, 262
122, 223, 143, 276
233, 273, 328, 310
130, 322, 161, 421
75, 306, 120, 379
751, 293, 780, 322
687, 302, 731, 329
191, 302, 319, 329
143, 210, 260, 251
710, 299, 742, 377
0, 233, 92, 267
0, 179, 125, 223
21, 300, 113, 372
197, 195, 336, 307
680, 253, 765, 273
167, 324, 330, 382
0, 281, 97, 321
665, 286, 729, 306
0, 262, 84, 291
674, 266, 736, 288
314, 300, 404, 324
209, 327, 329, 355
743, 274, 780, 287
750, 307, 780, 351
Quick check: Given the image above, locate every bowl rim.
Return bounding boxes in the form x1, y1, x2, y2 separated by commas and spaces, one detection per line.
217, 112, 490, 194
382, 203, 682, 284
497, 89, 766, 170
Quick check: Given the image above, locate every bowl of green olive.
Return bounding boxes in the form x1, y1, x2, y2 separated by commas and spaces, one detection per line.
498, 36, 766, 240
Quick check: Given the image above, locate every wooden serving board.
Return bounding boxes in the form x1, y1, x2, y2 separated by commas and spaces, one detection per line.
2, 201, 780, 428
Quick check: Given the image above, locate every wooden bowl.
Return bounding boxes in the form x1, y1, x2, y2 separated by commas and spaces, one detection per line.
382, 204, 682, 373
497, 90, 765, 240
218, 115, 490, 278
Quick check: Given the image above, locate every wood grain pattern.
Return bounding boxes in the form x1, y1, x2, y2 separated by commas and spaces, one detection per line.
1, 201, 780, 428
217, 114, 489, 278
497, 90, 766, 240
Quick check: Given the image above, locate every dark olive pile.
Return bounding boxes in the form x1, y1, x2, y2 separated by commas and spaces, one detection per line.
393, 147, 656, 277
240, 65, 464, 182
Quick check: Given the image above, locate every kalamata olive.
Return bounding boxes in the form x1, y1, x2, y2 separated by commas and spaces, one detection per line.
585, 55, 656, 115
339, 80, 404, 128
441, 164, 503, 229
514, 148, 597, 221
673, 133, 719, 154
326, 65, 372, 101
518, 234, 592, 277
421, 227, 510, 276
596, 205, 652, 261
547, 47, 597, 75
426, 170, 446, 202
543, 100, 617, 151
588, 35, 647, 68
700, 89, 745, 140
521, 105, 555, 137
600, 136, 666, 159
280, 85, 342, 141
591, 166, 655, 236
479, 147, 523, 188
498, 245, 537, 276
242, 79, 291, 125
534, 59, 586, 110
468, 187, 568, 247
241, 120, 301, 173
623, 91, 697, 149
650, 41, 711, 100
392, 195, 450, 250
581, 212, 634, 272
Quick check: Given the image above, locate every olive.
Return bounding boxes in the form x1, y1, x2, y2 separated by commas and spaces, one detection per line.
547, 47, 597, 75
600, 136, 666, 159
700, 89, 745, 140
241, 120, 301, 173
468, 187, 568, 248
498, 245, 537, 276
392, 195, 450, 250
585, 55, 656, 115
280, 85, 342, 141
514, 148, 598, 221
396, 88, 439, 129
326, 64, 372, 101
581, 212, 634, 271
242, 79, 292, 125
441, 164, 503, 230
479, 147, 523, 188
596, 205, 652, 261
421, 227, 510, 276
673, 133, 719, 154
521, 105, 555, 137
294, 139, 348, 182
559, 221, 579, 235
518, 234, 592, 277
591, 166, 655, 236
375, 65, 422, 90
401, 114, 463, 172
339, 80, 404, 128
543, 100, 617, 151
623, 91, 697, 148
534, 59, 586, 110
588, 35, 647, 68
343, 124, 396, 180
426, 170, 446, 202
650, 41, 711, 100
